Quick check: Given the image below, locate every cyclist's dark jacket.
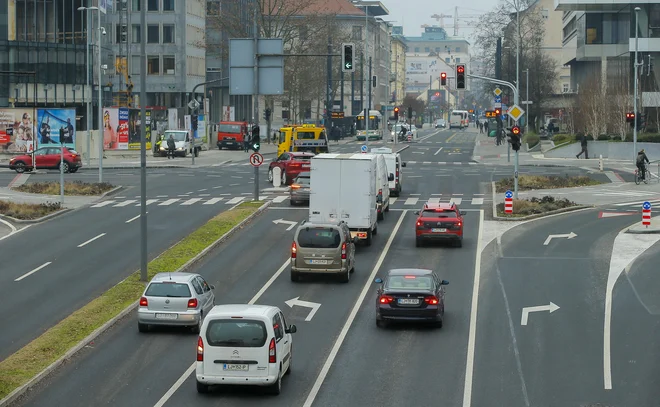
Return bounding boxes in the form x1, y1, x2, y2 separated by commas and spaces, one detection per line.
637, 151, 649, 165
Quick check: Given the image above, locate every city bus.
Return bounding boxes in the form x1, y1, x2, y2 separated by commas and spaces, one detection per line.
356, 110, 384, 141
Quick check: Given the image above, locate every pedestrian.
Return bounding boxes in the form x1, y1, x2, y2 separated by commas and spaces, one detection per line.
576, 134, 588, 159
484, 120, 489, 135
243, 127, 250, 152
166, 134, 176, 159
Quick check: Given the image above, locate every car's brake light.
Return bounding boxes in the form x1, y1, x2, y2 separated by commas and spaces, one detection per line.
268, 338, 276, 363
291, 184, 300, 189
187, 298, 198, 308
396, 169, 399, 180
404, 276, 416, 279
341, 242, 347, 259
289, 162, 302, 168
139, 297, 148, 307
424, 296, 439, 305
291, 241, 297, 258
379, 295, 394, 304
197, 336, 204, 361
416, 220, 423, 227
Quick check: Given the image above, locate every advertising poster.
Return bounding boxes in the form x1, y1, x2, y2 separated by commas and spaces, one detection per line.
0, 108, 36, 154
36, 108, 76, 150
168, 108, 178, 130
127, 109, 152, 150
103, 107, 129, 150
222, 106, 235, 121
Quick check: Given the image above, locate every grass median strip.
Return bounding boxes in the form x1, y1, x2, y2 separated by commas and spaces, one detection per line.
13, 181, 115, 196
0, 200, 264, 400
0, 201, 63, 220
497, 196, 578, 217
495, 175, 602, 193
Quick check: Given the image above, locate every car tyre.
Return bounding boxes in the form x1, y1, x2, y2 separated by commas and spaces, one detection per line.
385, 203, 390, 212
268, 371, 282, 395
290, 270, 301, 282
455, 239, 463, 248
59, 161, 70, 173
70, 167, 78, 173
435, 317, 444, 329
373, 223, 378, 235
268, 168, 274, 182
416, 238, 422, 247
138, 322, 149, 333
365, 230, 373, 246
13, 162, 26, 173
191, 314, 202, 334
376, 319, 387, 328
340, 268, 350, 283
196, 380, 210, 394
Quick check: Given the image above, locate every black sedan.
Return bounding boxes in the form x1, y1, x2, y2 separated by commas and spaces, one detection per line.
289, 172, 310, 205
374, 268, 448, 328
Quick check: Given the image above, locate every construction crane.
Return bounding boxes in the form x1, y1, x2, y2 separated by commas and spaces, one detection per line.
112, 0, 133, 107
426, 8, 483, 36
430, 13, 452, 28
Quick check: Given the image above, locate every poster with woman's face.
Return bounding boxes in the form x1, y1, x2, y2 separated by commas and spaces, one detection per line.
0, 108, 36, 154
103, 108, 119, 150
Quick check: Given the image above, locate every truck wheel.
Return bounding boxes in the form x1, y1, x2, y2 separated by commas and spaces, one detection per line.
373, 223, 378, 235
365, 230, 373, 246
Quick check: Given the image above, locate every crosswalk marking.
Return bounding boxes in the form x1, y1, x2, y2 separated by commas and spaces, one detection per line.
389, 197, 397, 205
226, 197, 244, 205
272, 196, 288, 203
181, 198, 203, 205
404, 197, 419, 205
91, 200, 115, 208
159, 198, 180, 206
113, 200, 137, 207
427, 197, 441, 204
204, 198, 224, 205
471, 198, 484, 205
450, 197, 462, 205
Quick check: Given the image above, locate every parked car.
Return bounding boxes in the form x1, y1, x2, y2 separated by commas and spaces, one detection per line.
8, 146, 83, 173
289, 172, 311, 205
268, 152, 314, 185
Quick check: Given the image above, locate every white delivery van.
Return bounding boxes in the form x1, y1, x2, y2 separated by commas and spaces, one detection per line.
371, 147, 407, 197
449, 110, 468, 129
309, 153, 380, 246
370, 153, 391, 220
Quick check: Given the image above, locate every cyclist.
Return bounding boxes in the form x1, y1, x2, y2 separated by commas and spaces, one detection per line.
637, 149, 650, 181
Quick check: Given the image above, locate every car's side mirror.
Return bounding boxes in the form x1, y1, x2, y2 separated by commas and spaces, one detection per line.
460, 211, 466, 216
374, 278, 383, 284
286, 324, 297, 334
210, 285, 215, 290
388, 173, 394, 181
402, 162, 407, 167
441, 280, 449, 285
414, 211, 420, 215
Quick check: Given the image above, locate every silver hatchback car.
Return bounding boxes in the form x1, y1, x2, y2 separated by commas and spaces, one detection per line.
137, 272, 215, 333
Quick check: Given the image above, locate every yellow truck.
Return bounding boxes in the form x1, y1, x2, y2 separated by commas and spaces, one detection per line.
277, 124, 330, 156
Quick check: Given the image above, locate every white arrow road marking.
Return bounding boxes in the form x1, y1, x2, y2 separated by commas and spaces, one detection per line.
285, 297, 321, 321
543, 232, 577, 245
273, 218, 297, 231
520, 302, 560, 325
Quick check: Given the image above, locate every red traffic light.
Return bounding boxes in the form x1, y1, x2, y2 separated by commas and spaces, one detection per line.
494, 108, 501, 115
512, 126, 520, 135
394, 107, 399, 112
457, 65, 465, 73
435, 92, 440, 96
441, 72, 447, 78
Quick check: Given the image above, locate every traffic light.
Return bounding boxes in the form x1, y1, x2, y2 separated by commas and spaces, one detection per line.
407, 106, 413, 120
636, 112, 646, 131
372, 75, 377, 88
394, 107, 399, 120
456, 64, 466, 89
435, 92, 440, 97
440, 72, 447, 86
494, 108, 501, 116
252, 125, 260, 151
191, 115, 198, 131
509, 126, 521, 151
626, 112, 635, 128
342, 43, 355, 73
265, 108, 271, 121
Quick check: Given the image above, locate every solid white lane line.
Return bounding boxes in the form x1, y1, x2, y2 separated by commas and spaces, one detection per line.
434, 147, 443, 155
153, 259, 291, 407
272, 196, 288, 203
462, 210, 485, 407
78, 233, 107, 248
126, 212, 148, 223
302, 211, 407, 407
471, 198, 484, 205
15, 262, 52, 282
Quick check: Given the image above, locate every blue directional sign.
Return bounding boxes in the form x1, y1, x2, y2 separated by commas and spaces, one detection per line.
643, 201, 652, 210
494, 95, 502, 103
505, 190, 513, 199
361, 145, 368, 153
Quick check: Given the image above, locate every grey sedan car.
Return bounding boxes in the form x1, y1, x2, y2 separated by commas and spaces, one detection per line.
137, 272, 215, 333
290, 171, 310, 205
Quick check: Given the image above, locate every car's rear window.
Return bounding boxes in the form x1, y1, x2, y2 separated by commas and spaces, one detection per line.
422, 210, 457, 218
206, 319, 267, 347
386, 275, 433, 290
297, 227, 341, 248
295, 176, 310, 185
145, 282, 191, 298
293, 155, 312, 161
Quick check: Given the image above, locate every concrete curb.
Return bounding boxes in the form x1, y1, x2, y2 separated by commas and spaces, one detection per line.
0, 200, 271, 407
625, 221, 660, 234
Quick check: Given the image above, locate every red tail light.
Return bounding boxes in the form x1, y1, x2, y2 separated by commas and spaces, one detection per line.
379, 295, 394, 304
139, 297, 148, 307
197, 336, 204, 361
291, 184, 301, 189
341, 242, 347, 259
416, 220, 423, 227
395, 169, 399, 180
291, 241, 297, 258
289, 162, 302, 168
187, 298, 198, 308
268, 338, 276, 363
424, 296, 439, 305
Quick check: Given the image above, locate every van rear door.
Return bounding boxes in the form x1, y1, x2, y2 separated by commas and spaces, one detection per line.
202, 318, 270, 377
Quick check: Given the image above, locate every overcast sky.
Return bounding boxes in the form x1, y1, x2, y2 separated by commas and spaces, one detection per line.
379, 0, 495, 45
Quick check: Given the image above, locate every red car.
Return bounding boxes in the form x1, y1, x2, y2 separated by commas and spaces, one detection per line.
8, 147, 83, 173
268, 152, 314, 185
414, 202, 465, 247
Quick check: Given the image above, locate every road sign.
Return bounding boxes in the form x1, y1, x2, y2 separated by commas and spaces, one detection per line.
249, 152, 264, 167
361, 145, 368, 153
643, 201, 652, 227
504, 190, 513, 214
494, 95, 502, 103
494, 102, 502, 108
187, 99, 200, 110
494, 87, 502, 96
507, 104, 525, 121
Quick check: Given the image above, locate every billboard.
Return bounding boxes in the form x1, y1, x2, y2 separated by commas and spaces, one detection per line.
103, 107, 129, 150
127, 109, 152, 150
36, 108, 76, 150
427, 90, 446, 105
0, 108, 36, 154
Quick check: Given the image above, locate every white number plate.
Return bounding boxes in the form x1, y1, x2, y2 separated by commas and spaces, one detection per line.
309, 259, 328, 265
155, 313, 178, 320
431, 228, 447, 233
223, 364, 249, 371
398, 298, 420, 305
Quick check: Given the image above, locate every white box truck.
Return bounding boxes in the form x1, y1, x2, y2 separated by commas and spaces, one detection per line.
371, 147, 407, 197
309, 153, 379, 246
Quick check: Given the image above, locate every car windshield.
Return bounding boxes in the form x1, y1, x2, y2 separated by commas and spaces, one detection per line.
219, 124, 241, 133
295, 176, 310, 185
206, 319, 267, 347
297, 227, 341, 248
421, 210, 457, 218
145, 282, 192, 298
385, 275, 434, 290
165, 131, 187, 141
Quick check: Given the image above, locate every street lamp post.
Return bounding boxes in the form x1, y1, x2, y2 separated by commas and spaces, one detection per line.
633, 7, 641, 161
524, 68, 529, 135
78, 4, 94, 166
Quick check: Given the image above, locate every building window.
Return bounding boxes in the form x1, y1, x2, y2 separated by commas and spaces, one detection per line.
148, 56, 160, 75
148, 0, 159, 11
455, 58, 460, 63
131, 0, 140, 11
131, 55, 141, 75
115, 24, 127, 44
414, 47, 420, 52
163, 25, 175, 43
163, 56, 175, 74
163, 0, 175, 11
586, 13, 602, 44
147, 25, 159, 43
563, 83, 569, 93
424, 47, 429, 52
456, 47, 461, 52
131, 25, 141, 43
352, 26, 362, 41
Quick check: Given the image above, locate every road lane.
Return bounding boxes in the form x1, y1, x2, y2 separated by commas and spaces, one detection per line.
306, 210, 482, 407
471, 209, 648, 407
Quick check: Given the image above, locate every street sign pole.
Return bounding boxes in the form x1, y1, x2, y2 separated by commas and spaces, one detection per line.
139, 0, 148, 282
250, 152, 264, 201
254, 165, 259, 201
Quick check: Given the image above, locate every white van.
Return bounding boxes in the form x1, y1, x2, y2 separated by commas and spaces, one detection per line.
370, 153, 391, 220
195, 304, 297, 395
370, 147, 406, 197
449, 110, 468, 129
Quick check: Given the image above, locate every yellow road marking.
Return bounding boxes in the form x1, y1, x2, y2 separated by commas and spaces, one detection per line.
445, 132, 457, 143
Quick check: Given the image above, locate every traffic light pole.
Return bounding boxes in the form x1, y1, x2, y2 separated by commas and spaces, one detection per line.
189, 77, 228, 166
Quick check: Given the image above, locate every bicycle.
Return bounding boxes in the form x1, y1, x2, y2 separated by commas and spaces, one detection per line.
635, 163, 649, 185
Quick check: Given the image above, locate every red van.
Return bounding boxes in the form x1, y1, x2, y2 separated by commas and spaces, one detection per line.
217, 121, 248, 150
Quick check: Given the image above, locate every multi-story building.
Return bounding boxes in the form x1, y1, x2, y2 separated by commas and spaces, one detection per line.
390, 31, 407, 106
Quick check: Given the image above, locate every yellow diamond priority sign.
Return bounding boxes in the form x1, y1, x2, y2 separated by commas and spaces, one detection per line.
493, 87, 502, 96
507, 104, 525, 121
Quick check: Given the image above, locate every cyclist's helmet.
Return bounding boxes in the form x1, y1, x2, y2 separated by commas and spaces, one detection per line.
640, 149, 645, 153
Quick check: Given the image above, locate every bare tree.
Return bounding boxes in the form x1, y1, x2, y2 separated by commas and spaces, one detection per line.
606, 65, 632, 140
575, 76, 607, 139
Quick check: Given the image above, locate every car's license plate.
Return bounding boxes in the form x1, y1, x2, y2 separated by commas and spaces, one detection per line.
155, 313, 177, 320
223, 364, 249, 371
398, 298, 420, 305
309, 259, 328, 265
431, 228, 447, 233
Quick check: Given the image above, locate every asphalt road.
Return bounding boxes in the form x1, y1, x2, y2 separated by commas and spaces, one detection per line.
473, 208, 655, 407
